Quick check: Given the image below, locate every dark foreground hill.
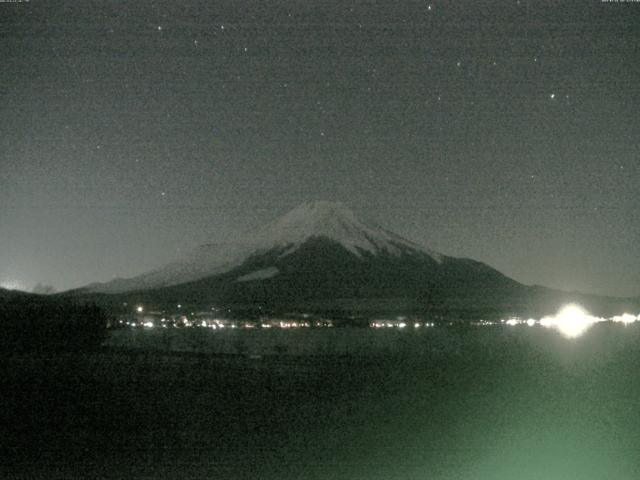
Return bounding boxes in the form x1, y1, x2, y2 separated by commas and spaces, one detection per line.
0, 288, 108, 352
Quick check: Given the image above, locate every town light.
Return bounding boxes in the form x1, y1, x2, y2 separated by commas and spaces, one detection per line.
611, 313, 637, 325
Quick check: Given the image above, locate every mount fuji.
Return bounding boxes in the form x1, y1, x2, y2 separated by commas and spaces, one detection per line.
85, 201, 449, 294
70, 201, 637, 318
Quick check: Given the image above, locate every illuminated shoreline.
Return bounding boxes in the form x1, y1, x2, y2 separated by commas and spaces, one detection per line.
118, 303, 639, 339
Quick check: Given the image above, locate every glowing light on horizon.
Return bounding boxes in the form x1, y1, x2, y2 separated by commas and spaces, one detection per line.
0, 280, 26, 291
498, 305, 639, 338
611, 313, 637, 325
536, 304, 602, 338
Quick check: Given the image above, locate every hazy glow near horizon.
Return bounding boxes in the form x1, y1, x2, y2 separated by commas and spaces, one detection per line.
0, 280, 25, 291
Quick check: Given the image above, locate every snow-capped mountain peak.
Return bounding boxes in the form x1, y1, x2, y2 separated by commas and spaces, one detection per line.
253, 200, 441, 259
84, 201, 443, 294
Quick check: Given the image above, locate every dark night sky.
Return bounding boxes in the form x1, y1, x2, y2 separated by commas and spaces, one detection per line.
1, 0, 639, 296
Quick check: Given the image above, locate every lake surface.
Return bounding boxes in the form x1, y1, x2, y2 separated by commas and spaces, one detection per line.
3, 323, 640, 479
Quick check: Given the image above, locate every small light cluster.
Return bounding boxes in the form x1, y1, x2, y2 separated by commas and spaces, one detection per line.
198, 319, 234, 329
370, 320, 436, 329
120, 306, 335, 330
470, 320, 499, 327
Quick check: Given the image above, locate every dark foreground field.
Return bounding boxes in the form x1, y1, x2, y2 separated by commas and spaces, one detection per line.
2, 325, 640, 479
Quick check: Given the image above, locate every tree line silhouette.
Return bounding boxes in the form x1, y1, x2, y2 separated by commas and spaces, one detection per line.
0, 293, 108, 353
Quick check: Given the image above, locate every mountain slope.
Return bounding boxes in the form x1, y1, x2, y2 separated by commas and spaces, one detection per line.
70, 201, 638, 318
128, 236, 522, 313
71, 201, 528, 315
84, 201, 445, 294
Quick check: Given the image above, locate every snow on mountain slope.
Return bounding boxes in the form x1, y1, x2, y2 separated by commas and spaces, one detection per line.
253, 201, 443, 260
235, 267, 280, 283
85, 201, 444, 294
84, 241, 255, 294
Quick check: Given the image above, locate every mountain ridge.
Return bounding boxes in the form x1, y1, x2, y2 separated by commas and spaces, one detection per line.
67, 201, 640, 318
82, 201, 446, 294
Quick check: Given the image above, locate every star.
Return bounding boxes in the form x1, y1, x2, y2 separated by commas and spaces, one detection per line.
427, 5, 432, 11
157, 25, 162, 31
550, 93, 556, 99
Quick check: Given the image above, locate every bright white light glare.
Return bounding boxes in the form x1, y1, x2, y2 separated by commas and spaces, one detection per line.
552, 304, 597, 338
143, 321, 154, 328
611, 313, 637, 325
136, 305, 143, 313
540, 316, 555, 328
505, 319, 519, 326
526, 319, 536, 327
